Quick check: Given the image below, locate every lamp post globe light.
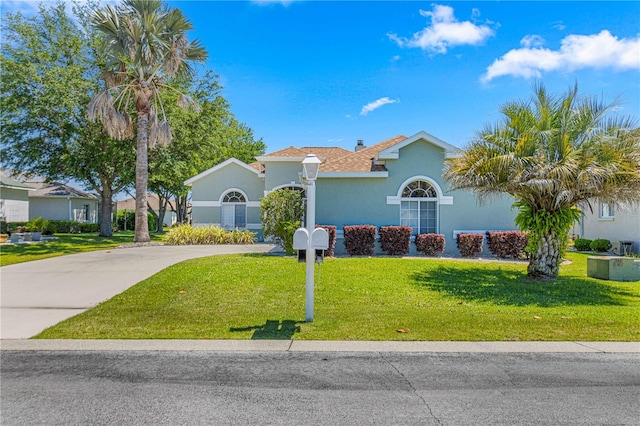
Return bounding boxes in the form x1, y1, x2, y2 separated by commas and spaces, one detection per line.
302, 154, 321, 322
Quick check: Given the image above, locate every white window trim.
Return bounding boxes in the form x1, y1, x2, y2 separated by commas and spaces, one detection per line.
386, 176, 453, 205
598, 202, 615, 221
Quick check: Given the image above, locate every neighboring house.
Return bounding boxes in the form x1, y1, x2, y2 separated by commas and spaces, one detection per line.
24, 178, 99, 223
572, 202, 640, 255
186, 131, 519, 255
116, 193, 177, 228
0, 175, 35, 222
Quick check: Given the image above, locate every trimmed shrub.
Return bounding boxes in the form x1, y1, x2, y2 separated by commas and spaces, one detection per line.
116, 211, 157, 232
343, 225, 377, 256
415, 233, 445, 256
573, 238, 592, 251
80, 223, 100, 233
590, 238, 612, 252
457, 233, 484, 257
165, 224, 255, 245
317, 225, 337, 257
486, 231, 529, 259
49, 220, 81, 233
379, 226, 412, 255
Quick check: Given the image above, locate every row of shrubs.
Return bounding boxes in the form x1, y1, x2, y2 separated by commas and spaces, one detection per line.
573, 238, 612, 252
1, 218, 100, 235
164, 224, 255, 245
339, 225, 529, 259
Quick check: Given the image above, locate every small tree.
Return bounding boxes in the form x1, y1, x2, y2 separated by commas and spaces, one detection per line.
260, 189, 304, 255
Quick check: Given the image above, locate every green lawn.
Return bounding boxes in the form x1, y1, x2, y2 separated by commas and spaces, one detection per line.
0, 232, 164, 266
36, 252, 640, 341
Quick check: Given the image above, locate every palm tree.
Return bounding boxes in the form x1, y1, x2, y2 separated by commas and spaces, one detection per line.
444, 83, 640, 280
88, 0, 207, 242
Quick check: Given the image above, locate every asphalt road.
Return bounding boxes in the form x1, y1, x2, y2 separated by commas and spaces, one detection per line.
2, 350, 638, 425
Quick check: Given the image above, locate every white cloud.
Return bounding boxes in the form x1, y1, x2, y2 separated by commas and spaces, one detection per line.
389, 4, 495, 54
360, 97, 399, 116
483, 30, 640, 82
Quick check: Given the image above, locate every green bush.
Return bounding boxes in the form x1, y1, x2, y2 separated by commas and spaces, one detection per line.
0, 221, 7, 234
590, 238, 612, 252
49, 220, 81, 233
165, 224, 255, 245
80, 223, 100, 233
573, 238, 592, 251
116, 211, 156, 232
260, 189, 304, 255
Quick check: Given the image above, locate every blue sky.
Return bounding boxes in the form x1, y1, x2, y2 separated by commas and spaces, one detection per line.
4, 1, 640, 153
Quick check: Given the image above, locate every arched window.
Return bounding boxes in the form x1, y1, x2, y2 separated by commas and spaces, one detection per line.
400, 180, 437, 235
222, 191, 246, 229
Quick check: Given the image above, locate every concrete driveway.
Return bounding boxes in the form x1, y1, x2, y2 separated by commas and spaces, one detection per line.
0, 244, 278, 339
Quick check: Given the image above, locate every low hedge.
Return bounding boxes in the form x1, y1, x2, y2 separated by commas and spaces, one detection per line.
590, 238, 612, 252
457, 233, 484, 257
379, 226, 412, 255
317, 225, 337, 257
573, 238, 592, 251
343, 225, 377, 256
165, 224, 255, 245
415, 233, 445, 256
486, 231, 528, 259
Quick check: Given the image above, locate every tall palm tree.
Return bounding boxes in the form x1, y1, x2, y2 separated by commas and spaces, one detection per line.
445, 83, 640, 280
88, 0, 207, 242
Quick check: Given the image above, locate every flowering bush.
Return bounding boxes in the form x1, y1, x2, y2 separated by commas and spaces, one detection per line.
343, 225, 377, 256
317, 225, 337, 257
415, 233, 445, 256
486, 231, 528, 259
457, 233, 484, 257
379, 226, 412, 255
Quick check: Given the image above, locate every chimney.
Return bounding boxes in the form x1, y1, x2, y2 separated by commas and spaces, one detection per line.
355, 139, 366, 152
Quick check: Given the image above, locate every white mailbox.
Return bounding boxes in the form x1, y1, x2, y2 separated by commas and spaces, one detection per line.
293, 228, 309, 250
311, 227, 329, 249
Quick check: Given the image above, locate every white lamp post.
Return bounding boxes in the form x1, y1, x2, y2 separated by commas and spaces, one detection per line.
302, 154, 321, 322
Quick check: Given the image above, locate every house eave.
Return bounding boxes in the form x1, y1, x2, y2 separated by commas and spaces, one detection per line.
318, 171, 389, 178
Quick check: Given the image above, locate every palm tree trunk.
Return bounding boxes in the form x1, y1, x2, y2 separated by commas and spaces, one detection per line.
527, 231, 561, 279
98, 184, 113, 237
134, 92, 150, 243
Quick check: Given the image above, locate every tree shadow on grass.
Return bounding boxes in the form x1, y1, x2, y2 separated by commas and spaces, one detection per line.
230, 319, 302, 340
413, 265, 634, 307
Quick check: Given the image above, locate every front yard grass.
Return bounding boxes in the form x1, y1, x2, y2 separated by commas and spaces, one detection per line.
36, 252, 640, 341
0, 232, 164, 267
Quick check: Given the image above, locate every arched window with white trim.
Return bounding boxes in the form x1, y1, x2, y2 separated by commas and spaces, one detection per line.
222, 190, 246, 229
400, 179, 438, 235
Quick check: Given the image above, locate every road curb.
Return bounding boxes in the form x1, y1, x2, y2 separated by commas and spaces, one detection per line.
1, 339, 638, 353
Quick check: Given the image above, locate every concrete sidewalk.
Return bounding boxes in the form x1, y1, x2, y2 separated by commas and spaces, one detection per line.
0, 244, 278, 339
1, 339, 638, 353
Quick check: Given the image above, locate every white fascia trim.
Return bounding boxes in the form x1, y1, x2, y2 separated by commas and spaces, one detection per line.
184, 158, 260, 186
377, 130, 461, 160
318, 171, 388, 178
192, 200, 261, 208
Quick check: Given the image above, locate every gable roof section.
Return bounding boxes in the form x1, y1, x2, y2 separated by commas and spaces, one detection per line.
0, 175, 35, 191
377, 130, 461, 160
320, 135, 408, 172
117, 193, 176, 211
25, 180, 98, 199
185, 157, 262, 186
256, 146, 351, 163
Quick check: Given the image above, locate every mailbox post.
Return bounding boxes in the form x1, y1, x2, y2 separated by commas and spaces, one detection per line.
299, 154, 324, 322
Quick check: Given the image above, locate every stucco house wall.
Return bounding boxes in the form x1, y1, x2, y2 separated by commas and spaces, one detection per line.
186, 159, 264, 233
573, 202, 640, 254
0, 186, 32, 222
186, 131, 520, 254
29, 197, 99, 222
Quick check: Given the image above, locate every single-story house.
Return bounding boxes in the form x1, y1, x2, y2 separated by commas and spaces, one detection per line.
185, 131, 519, 255
24, 178, 99, 223
0, 174, 35, 222
116, 193, 177, 228
571, 202, 639, 255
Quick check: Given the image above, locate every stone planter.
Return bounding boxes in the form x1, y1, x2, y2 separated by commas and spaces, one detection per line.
30, 232, 42, 241
0, 234, 7, 243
